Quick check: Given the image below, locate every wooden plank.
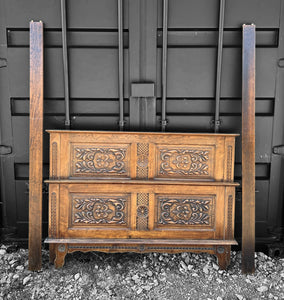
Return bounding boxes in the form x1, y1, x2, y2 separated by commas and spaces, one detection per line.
242, 24, 256, 274
45, 179, 239, 186
45, 238, 238, 245
29, 21, 44, 271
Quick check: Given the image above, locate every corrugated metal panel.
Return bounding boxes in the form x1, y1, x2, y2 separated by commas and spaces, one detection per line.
0, 0, 283, 245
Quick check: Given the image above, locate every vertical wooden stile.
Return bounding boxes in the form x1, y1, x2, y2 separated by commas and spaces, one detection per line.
29, 21, 44, 271
242, 24, 256, 274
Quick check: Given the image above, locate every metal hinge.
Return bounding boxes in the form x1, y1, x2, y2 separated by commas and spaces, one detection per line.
0, 58, 7, 68
273, 145, 284, 156
0, 145, 12, 155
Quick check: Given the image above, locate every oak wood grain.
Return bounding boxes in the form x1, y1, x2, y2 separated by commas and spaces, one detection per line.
46, 130, 238, 269
242, 24, 256, 274
29, 21, 44, 271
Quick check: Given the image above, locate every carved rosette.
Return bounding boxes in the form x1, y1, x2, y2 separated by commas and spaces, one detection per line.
158, 196, 214, 226
72, 196, 128, 225
136, 193, 149, 230
158, 148, 210, 177
73, 146, 128, 176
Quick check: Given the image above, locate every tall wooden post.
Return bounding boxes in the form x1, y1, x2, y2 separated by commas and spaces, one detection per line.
29, 21, 44, 271
242, 24, 256, 274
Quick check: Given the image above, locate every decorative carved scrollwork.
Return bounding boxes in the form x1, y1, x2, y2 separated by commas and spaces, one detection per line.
74, 147, 128, 175
158, 196, 213, 225
159, 148, 210, 176
72, 196, 127, 225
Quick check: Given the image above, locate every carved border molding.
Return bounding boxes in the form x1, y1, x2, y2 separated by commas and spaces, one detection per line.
68, 245, 214, 252
50, 192, 57, 237
226, 195, 233, 239
52, 142, 57, 179
226, 146, 233, 181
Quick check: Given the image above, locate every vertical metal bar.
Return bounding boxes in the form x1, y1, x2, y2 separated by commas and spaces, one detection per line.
161, 0, 168, 132
214, 0, 226, 133
61, 0, 70, 129
242, 24, 256, 274
118, 0, 125, 130
29, 21, 44, 271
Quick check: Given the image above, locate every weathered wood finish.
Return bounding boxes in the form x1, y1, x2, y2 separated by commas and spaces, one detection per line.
242, 24, 256, 274
46, 131, 238, 270
29, 21, 44, 271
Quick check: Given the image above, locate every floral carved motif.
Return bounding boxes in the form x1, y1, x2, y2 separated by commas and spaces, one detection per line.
72, 196, 127, 224
159, 149, 210, 176
158, 197, 213, 225
74, 147, 128, 175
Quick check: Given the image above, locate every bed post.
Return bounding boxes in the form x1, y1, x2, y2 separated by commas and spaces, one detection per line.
28, 21, 44, 271
242, 24, 256, 274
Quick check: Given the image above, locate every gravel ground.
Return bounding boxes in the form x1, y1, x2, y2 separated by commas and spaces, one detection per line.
0, 244, 283, 300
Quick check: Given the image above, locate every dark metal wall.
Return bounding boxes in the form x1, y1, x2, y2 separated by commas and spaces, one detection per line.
0, 0, 283, 246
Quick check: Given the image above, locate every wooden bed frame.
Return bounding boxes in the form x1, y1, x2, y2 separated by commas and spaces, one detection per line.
28, 22, 255, 273
45, 131, 238, 269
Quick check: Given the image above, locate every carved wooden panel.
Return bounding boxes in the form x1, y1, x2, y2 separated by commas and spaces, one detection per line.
136, 143, 149, 179
70, 194, 129, 227
71, 144, 131, 178
156, 195, 215, 228
136, 193, 149, 230
155, 145, 215, 179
